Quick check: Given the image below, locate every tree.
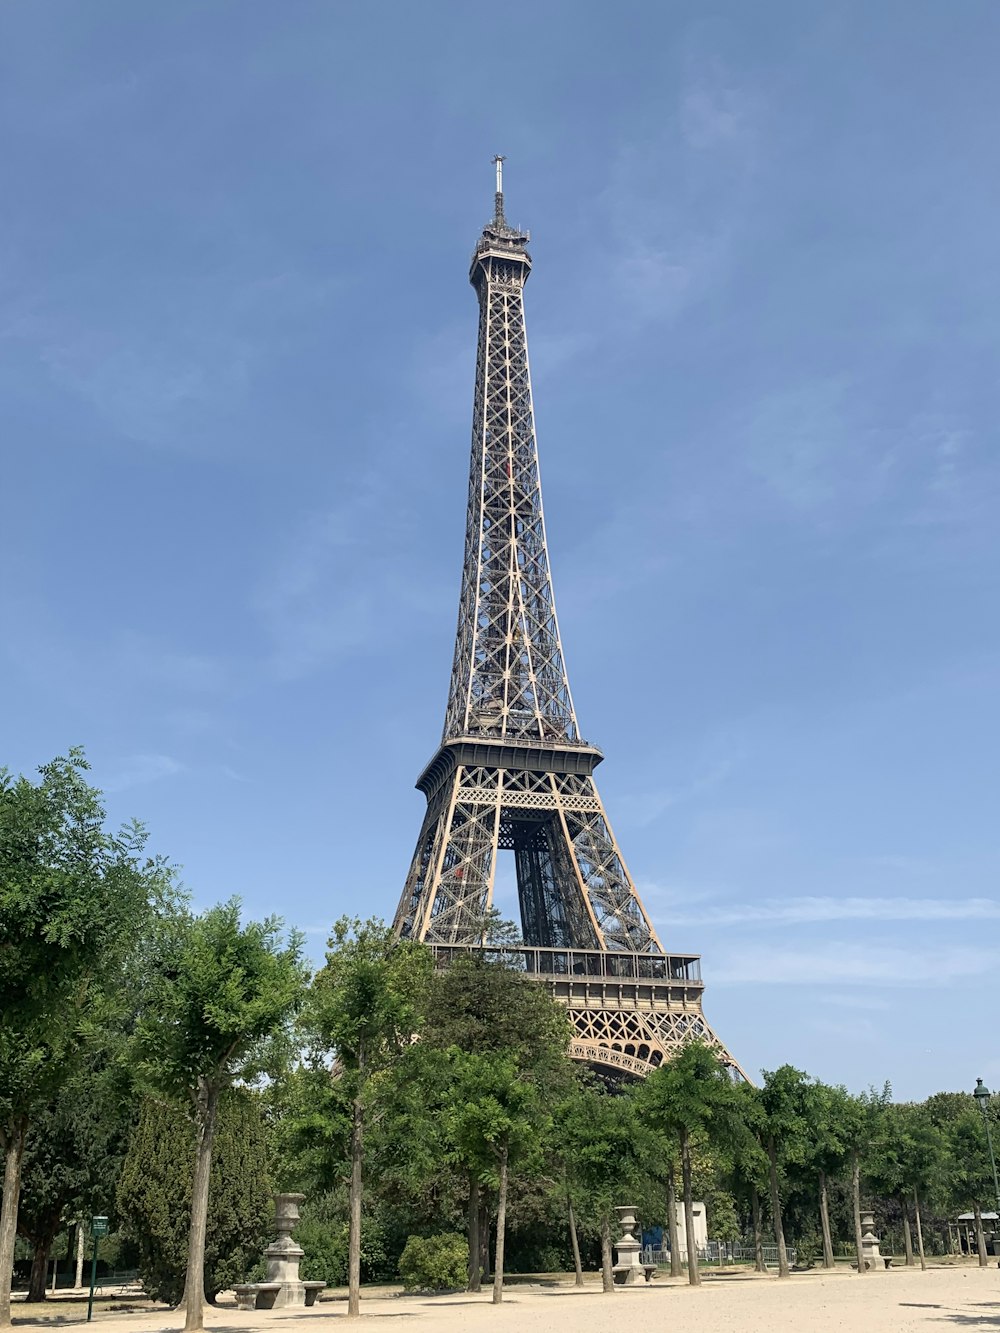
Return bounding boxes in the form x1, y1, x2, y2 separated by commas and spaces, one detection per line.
638, 1044, 736, 1286
722, 1081, 769, 1273
133, 901, 307, 1331
446, 1050, 546, 1303
15, 1043, 134, 1303
902, 1103, 943, 1271
561, 1078, 645, 1292
868, 1101, 942, 1271
421, 947, 570, 1293
116, 1092, 273, 1303
938, 1102, 995, 1266
0, 750, 170, 1329
307, 918, 431, 1317
837, 1084, 890, 1275
805, 1081, 853, 1270
758, 1066, 815, 1279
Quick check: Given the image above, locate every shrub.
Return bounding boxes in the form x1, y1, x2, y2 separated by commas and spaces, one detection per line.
116, 1092, 272, 1304
398, 1233, 468, 1292
295, 1215, 347, 1286
795, 1233, 820, 1268
293, 1195, 389, 1285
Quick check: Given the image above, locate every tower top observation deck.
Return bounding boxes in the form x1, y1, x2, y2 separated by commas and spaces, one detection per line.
471, 154, 531, 280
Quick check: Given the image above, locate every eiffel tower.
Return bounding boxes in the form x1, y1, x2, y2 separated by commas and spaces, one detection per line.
394, 160, 739, 1079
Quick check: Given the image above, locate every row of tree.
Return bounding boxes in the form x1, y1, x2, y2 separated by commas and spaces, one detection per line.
3, 752, 999, 1330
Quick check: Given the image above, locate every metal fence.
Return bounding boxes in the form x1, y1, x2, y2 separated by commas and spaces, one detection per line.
642, 1243, 796, 1267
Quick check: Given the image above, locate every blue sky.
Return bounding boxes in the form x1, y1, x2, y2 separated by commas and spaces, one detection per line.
2, 2, 998, 1100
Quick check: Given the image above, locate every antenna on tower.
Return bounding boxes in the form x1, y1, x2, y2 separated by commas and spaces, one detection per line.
492, 154, 507, 226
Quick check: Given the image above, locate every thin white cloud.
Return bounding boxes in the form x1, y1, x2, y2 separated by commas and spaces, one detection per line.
680, 71, 757, 150
820, 993, 895, 1012
104, 753, 183, 792
637, 880, 721, 910
710, 942, 999, 987
665, 895, 1000, 927
1, 601, 228, 703
620, 754, 740, 827
8, 266, 338, 453
253, 483, 445, 681
114, 634, 228, 694
867, 854, 935, 873
590, 58, 761, 339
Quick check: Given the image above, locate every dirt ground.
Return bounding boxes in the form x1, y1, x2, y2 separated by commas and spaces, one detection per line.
11, 1261, 1000, 1332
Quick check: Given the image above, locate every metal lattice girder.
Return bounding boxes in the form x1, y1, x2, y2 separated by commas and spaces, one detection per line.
392, 167, 741, 1078
393, 759, 661, 952
443, 214, 577, 746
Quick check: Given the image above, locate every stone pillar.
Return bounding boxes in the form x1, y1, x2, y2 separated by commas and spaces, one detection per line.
612, 1206, 644, 1284
264, 1193, 307, 1307
860, 1211, 888, 1271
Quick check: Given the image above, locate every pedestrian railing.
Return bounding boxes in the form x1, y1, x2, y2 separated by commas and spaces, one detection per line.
642, 1243, 796, 1266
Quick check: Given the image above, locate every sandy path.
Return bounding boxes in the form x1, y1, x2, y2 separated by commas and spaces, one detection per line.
20, 1264, 1000, 1332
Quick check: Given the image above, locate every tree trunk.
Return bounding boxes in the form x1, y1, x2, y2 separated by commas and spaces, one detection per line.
347, 1080, 364, 1316
973, 1202, 988, 1267
680, 1128, 700, 1286
851, 1150, 865, 1276
900, 1196, 914, 1266
766, 1135, 790, 1278
913, 1188, 926, 1272
819, 1170, 834, 1269
182, 1079, 221, 1333
492, 1144, 509, 1305
481, 1196, 491, 1281
600, 1214, 614, 1292
666, 1164, 682, 1277
566, 1191, 584, 1287
467, 1176, 481, 1292
75, 1222, 85, 1290
28, 1237, 52, 1303
751, 1187, 766, 1272
0, 1127, 28, 1330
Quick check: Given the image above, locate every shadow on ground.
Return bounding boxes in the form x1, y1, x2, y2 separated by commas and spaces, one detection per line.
931, 1303, 1000, 1327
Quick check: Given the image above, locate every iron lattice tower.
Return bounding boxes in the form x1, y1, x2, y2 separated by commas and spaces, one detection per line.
394, 161, 739, 1079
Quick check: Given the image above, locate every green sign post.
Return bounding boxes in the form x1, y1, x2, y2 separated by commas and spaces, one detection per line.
86, 1216, 108, 1323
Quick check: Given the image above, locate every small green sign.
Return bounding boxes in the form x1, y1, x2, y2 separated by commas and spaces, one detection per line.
91, 1216, 109, 1238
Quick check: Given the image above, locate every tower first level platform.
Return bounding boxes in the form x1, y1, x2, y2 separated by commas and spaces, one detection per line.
430, 941, 728, 1080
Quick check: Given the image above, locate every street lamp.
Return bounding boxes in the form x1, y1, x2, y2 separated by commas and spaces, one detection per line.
973, 1079, 1000, 1218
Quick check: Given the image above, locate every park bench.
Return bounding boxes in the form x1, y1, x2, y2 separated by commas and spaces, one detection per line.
612, 1264, 658, 1284
97, 1270, 142, 1296
233, 1281, 326, 1310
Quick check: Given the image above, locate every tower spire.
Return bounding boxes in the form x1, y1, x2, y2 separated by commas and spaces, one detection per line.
492, 153, 507, 227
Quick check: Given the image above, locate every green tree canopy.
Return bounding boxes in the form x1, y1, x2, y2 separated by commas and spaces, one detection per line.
133, 900, 307, 1330
0, 750, 172, 1329
638, 1043, 736, 1286
306, 918, 432, 1317
116, 1091, 273, 1304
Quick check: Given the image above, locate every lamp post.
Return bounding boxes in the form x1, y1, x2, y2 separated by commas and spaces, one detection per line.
86, 1215, 108, 1323
973, 1080, 1000, 1218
